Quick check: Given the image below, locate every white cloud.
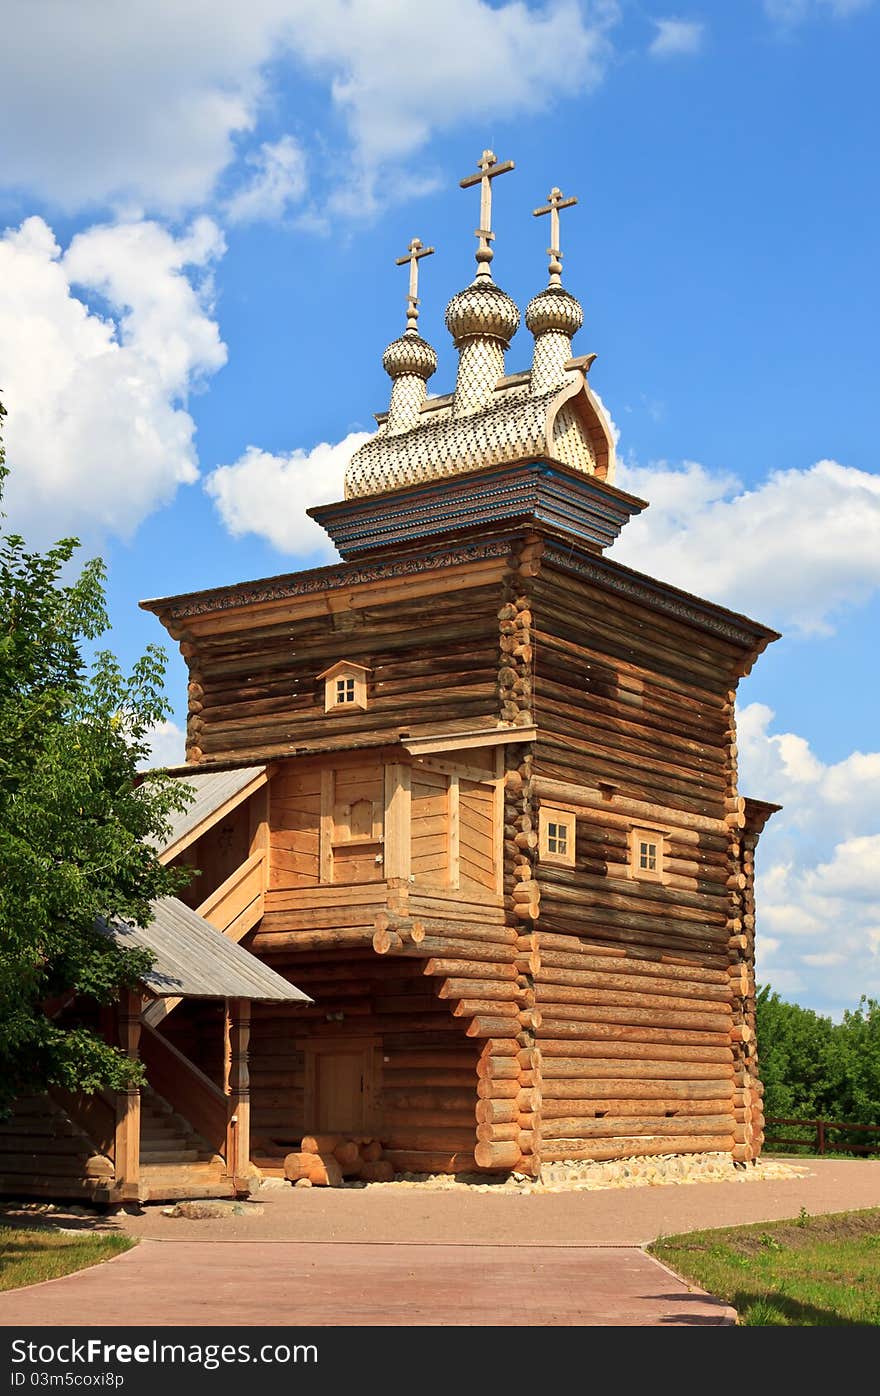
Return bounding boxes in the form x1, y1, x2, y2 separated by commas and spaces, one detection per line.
204, 432, 371, 559
226, 136, 308, 224
648, 18, 705, 57
739, 702, 880, 1014
2, 1, 619, 218
764, 0, 873, 24
0, 215, 226, 544
140, 720, 187, 771
284, 0, 617, 212
612, 458, 880, 635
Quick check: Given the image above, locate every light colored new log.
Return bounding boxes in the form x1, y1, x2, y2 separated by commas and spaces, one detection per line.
541, 1136, 735, 1163
477, 1078, 519, 1099
534, 983, 730, 1016
474, 1140, 522, 1170
541, 1078, 733, 1099
538, 1039, 733, 1064
467, 1015, 533, 1038
425, 959, 518, 982
539, 1020, 731, 1047
541, 1099, 733, 1119
440, 978, 521, 1002
542, 1114, 733, 1140
453, 999, 519, 1019
537, 1001, 731, 1033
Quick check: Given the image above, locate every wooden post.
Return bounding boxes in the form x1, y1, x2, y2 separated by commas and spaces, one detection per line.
383, 762, 411, 883
114, 988, 142, 1202
817, 1119, 826, 1156
225, 997, 252, 1193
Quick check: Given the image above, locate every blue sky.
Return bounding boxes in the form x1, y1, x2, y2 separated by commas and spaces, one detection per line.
1, 0, 878, 1016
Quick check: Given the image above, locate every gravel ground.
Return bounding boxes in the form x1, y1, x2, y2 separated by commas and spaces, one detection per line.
354, 1152, 808, 1193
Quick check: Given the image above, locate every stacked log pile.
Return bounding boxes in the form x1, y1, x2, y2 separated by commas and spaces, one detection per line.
284, 1134, 394, 1185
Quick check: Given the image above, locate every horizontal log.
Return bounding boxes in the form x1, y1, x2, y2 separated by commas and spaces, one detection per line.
532, 933, 730, 979
453, 999, 519, 1019
251, 928, 377, 952
474, 1140, 522, 1170
542, 1113, 733, 1140
536, 961, 731, 1000
540, 1058, 733, 1081
534, 983, 731, 1016
467, 1016, 530, 1038
425, 959, 518, 982
540, 1135, 735, 1162
541, 1078, 733, 1100
539, 1020, 731, 1047
536, 1001, 731, 1033
541, 1099, 733, 1119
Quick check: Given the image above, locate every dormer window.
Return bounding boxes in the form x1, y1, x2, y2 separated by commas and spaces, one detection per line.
317, 661, 370, 713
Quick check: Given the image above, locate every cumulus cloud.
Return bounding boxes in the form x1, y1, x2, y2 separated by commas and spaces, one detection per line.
738, 702, 880, 1013
0, 215, 226, 544
140, 720, 187, 771
204, 432, 372, 560
612, 458, 880, 634
285, 0, 616, 211
226, 136, 308, 224
2, 1, 618, 218
648, 18, 705, 57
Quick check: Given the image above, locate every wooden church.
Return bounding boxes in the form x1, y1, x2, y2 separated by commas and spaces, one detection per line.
0, 153, 780, 1200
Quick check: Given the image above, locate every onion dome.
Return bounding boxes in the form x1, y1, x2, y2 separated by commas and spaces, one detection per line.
382, 331, 438, 381
525, 284, 583, 339
445, 279, 520, 348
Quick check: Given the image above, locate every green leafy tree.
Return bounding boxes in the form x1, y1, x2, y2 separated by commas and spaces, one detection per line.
0, 397, 189, 1112
757, 985, 880, 1135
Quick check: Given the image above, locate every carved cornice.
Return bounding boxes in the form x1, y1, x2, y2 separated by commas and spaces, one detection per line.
543, 544, 778, 650
143, 538, 514, 623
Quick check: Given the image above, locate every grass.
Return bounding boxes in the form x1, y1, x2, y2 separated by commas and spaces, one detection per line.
0, 1225, 135, 1292
650, 1208, 880, 1326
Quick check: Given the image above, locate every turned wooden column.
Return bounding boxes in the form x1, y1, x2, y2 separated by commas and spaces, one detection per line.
114, 988, 142, 1201
225, 997, 252, 1191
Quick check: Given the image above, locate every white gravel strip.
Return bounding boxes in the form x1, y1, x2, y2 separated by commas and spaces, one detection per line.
360, 1152, 809, 1193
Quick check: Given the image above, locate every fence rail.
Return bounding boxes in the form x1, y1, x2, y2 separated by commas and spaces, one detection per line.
765, 1116, 880, 1156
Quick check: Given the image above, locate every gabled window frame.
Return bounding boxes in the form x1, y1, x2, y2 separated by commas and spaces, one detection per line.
316, 660, 371, 714
538, 804, 576, 868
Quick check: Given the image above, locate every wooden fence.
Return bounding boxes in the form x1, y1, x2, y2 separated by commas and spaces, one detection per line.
765, 1116, 880, 1156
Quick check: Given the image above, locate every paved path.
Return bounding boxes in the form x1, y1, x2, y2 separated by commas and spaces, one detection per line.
2, 1159, 877, 1327
0, 1239, 732, 1326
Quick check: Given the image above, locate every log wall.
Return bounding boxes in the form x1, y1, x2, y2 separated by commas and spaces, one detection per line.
164, 560, 509, 765
518, 553, 759, 1168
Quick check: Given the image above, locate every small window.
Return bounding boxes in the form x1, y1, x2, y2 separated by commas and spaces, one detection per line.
631, 826, 666, 881
336, 676, 356, 705
317, 661, 370, 713
539, 805, 575, 867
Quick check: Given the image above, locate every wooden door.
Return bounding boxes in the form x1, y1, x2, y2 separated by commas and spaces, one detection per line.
311, 1045, 373, 1134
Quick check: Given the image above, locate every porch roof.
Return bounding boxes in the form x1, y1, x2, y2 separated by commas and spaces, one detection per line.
100, 897, 311, 1003
156, 764, 267, 863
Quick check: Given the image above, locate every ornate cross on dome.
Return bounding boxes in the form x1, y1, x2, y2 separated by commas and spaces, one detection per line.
460, 149, 515, 279
534, 186, 578, 286
395, 237, 435, 334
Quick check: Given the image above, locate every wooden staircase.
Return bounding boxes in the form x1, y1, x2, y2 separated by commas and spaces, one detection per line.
138, 1087, 235, 1201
